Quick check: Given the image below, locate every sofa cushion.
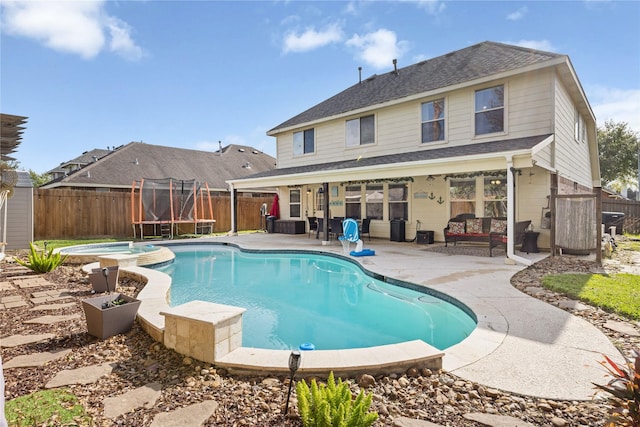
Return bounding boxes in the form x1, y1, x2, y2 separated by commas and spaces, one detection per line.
490, 219, 507, 234
466, 218, 483, 234
448, 221, 465, 234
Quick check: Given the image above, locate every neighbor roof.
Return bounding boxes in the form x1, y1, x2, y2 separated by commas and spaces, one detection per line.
47, 148, 113, 175
43, 142, 276, 190
268, 41, 563, 134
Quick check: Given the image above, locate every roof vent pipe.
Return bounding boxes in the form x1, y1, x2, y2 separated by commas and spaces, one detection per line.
393, 59, 398, 75
218, 141, 222, 153
358, 66, 362, 84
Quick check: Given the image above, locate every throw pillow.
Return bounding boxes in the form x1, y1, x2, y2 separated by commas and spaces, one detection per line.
466, 218, 483, 234
448, 221, 465, 234
490, 219, 507, 234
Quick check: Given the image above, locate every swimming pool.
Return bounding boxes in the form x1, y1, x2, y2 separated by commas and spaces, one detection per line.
156, 244, 476, 351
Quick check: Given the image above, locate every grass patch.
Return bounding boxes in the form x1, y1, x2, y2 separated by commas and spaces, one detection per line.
542, 272, 640, 320
5, 389, 92, 426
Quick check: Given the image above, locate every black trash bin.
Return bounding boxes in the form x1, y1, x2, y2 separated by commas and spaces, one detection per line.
266, 216, 276, 233
602, 211, 624, 234
390, 219, 405, 242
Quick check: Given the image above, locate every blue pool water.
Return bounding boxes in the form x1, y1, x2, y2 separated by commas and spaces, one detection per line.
156, 244, 476, 351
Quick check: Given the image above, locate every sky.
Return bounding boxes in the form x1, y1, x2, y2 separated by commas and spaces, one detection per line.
1, 0, 639, 174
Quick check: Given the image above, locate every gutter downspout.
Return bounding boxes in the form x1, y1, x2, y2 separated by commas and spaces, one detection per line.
506, 156, 532, 266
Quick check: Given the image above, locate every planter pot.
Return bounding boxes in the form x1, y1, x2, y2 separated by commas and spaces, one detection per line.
88, 266, 119, 293
81, 293, 141, 340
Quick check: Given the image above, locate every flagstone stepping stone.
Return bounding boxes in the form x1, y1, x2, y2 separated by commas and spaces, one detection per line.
24, 314, 81, 325
0, 295, 27, 309
29, 302, 77, 311
4, 349, 72, 369
0, 281, 14, 291
0, 295, 23, 303
150, 400, 219, 427
1, 333, 55, 347
1, 300, 28, 309
603, 320, 640, 337
31, 289, 73, 298
30, 293, 75, 305
45, 362, 115, 388
392, 417, 444, 426
15, 278, 51, 288
463, 412, 537, 427
103, 382, 162, 419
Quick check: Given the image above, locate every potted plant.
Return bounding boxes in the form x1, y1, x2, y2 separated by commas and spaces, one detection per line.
88, 265, 119, 293
81, 267, 141, 340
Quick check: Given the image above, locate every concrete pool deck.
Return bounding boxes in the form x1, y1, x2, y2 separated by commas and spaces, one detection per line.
122, 233, 622, 401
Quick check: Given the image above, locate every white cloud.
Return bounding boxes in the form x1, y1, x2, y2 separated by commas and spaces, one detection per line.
506, 6, 528, 21
283, 22, 343, 53
0, 0, 144, 60
412, 0, 446, 15
107, 17, 144, 61
589, 86, 640, 133
503, 39, 557, 52
347, 29, 409, 70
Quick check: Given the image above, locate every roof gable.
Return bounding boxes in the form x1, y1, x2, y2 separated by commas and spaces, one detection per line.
269, 41, 563, 133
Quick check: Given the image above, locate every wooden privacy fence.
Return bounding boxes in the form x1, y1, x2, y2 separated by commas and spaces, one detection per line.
602, 198, 640, 234
34, 189, 274, 240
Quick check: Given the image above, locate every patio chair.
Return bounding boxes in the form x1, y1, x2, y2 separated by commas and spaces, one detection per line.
329, 218, 343, 240
360, 218, 371, 241
316, 217, 325, 239
307, 216, 318, 238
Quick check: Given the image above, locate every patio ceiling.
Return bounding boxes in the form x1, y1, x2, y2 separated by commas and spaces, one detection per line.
0, 113, 28, 162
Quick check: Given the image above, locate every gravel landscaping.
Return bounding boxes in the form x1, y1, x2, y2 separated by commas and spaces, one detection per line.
1, 246, 638, 426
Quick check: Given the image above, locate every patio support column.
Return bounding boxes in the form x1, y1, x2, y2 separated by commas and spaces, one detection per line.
322, 182, 330, 245
229, 184, 238, 235
506, 156, 532, 266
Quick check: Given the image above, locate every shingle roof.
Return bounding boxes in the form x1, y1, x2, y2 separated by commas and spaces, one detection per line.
46, 142, 276, 189
269, 41, 562, 133
244, 134, 552, 180
47, 148, 113, 174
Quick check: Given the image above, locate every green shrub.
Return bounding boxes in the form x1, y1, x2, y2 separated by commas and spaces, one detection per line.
593, 349, 640, 426
296, 371, 378, 427
15, 242, 67, 273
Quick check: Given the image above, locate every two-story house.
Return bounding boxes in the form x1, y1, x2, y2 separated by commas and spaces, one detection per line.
228, 41, 600, 261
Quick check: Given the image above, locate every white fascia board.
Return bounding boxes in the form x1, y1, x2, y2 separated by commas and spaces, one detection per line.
267, 58, 567, 136
531, 134, 555, 157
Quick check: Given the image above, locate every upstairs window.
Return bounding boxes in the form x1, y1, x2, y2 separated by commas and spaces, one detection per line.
475, 85, 504, 135
346, 115, 375, 147
421, 99, 445, 143
293, 129, 315, 155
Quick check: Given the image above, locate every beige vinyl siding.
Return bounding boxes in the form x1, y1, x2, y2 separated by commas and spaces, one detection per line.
276, 70, 556, 169
554, 75, 593, 188
6, 187, 34, 250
